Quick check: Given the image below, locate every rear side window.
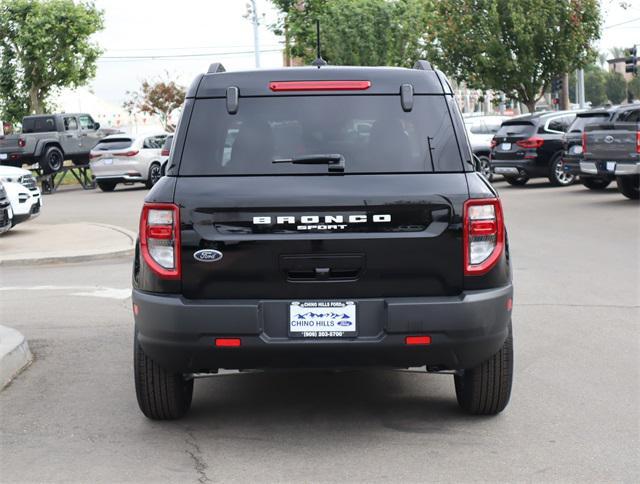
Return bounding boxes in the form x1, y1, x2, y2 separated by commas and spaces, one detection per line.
63, 116, 78, 131
496, 122, 535, 137
22, 116, 56, 133
546, 115, 575, 133
616, 108, 640, 123
143, 135, 167, 149
567, 114, 609, 133
93, 138, 133, 151
179, 96, 464, 175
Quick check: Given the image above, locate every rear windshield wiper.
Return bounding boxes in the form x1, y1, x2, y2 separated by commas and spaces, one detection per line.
273, 154, 345, 173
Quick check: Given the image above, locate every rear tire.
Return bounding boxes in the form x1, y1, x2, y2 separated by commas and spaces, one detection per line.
581, 177, 611, 190
145, 162, 162, 189
616, 175, 640, 200
454, 322, 513, 415
476, 155, 493, 182
548, 153, 575, 186
504, 176, 529, 186
134, 333, 193, 420
40, 146, 64, 174
97, 181, 116, 192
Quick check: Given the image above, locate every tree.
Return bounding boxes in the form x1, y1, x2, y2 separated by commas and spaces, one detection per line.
269, 0, 434, 67
0, 0, 104, 123
426, 0, 601, 113
569, 63, 607, 107
123, 78, 186, 131
605, 71, 626, 104
628, 76, 640, 101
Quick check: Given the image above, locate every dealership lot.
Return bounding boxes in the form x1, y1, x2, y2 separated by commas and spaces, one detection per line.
1, 180, 638, 482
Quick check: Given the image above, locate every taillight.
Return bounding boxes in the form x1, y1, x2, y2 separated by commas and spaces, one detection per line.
490, 138, 497, 149
516, 137, 544, 149
18, 138, 25, 148
89, 152, 99, 159
161, 148, 170, 156
636, 131, 640, 154
463, 198, 505, 276
139, 203, 180, 279
114, 150, 139, 157
582, 132, 587, 153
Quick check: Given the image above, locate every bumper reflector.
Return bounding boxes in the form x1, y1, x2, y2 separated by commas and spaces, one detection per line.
215, 338, 241, 347
405, 335, 432, 346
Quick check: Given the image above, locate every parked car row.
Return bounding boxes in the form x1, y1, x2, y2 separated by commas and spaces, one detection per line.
0, 165, 43, 233
467, 105, 639, 200
0, 112, 177, 194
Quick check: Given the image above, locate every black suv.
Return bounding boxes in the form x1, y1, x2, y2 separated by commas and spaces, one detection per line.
132, 61, 514, 420
562, 107, 617, 190
491, 111, 579, 186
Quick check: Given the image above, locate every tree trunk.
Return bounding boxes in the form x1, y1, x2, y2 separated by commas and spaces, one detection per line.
560, 73, 570, 110
29, 86, 40, 114
526, 101, 536, 114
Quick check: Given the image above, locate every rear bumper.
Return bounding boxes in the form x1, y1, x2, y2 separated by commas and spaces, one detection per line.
581, 161, 640, 177
133, 285, 513, 373
491, 158, 541, 177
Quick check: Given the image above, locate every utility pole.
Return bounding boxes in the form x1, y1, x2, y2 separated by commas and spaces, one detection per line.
249, 0, 261, 68
577, 68, 586, 108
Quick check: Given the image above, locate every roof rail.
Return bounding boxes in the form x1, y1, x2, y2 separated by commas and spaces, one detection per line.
413, 60, 433, 71
207, 62, 226, 74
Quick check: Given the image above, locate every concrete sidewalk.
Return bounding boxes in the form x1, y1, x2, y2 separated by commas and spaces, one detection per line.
0, 325, 32, 389
0, 222, 136, 266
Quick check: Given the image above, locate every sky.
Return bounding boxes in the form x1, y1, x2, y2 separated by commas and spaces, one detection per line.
89, 0, 640, 106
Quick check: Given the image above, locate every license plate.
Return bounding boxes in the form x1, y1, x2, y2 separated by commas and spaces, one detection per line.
103, 158, 113, 165
494, 167, 519, 175
289, 301, 357, 338
0, 153, 7, 160
500, 143, 512, 151
606, 161, 616, 172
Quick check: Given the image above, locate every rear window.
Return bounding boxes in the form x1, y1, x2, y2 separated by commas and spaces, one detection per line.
22, 116, 56, 133
567, 114, 609, 133
93, 138, 133, 151
179, 96, 464, 175
496, 122, 535, 137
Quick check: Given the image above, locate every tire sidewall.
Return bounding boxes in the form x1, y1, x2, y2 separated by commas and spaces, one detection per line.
42, 146, 64, 174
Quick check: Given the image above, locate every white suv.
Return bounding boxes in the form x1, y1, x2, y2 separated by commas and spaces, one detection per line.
90, 132, 168, 191
0, 166, 42, 226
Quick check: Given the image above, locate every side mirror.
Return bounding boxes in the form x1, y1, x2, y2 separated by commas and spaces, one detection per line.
94, 122, 100, 130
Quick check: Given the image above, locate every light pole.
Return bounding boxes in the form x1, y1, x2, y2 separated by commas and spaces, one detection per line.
249, 0, 261, 68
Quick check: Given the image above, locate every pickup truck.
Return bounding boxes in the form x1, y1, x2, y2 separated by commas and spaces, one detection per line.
0, 113, 103, 173
581, 104, 640, 199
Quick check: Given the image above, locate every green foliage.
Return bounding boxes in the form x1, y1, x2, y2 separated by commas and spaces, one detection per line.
426, 0, 601, 112
605, 71, 627, 104
628, 76, 640, 101
123, 78, 186, 131
270, 0, 434, 67
0, 0, 104, 123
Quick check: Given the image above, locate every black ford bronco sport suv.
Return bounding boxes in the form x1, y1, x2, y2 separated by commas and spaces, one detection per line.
132, 61, 514, 420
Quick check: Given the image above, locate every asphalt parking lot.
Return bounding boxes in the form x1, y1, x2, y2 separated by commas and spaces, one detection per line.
1, 180, 638, 483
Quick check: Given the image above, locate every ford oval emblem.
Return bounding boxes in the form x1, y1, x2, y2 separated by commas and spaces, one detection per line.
193, 249, 223, 262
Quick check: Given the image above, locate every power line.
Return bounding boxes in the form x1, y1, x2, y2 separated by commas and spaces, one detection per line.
105, 44, 281, 52
603, 16, 640, 29
99, 48, 282, 61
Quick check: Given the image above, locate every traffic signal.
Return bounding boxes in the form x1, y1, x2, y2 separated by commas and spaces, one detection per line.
625, 46, 638, 75
551, 78, 563, 92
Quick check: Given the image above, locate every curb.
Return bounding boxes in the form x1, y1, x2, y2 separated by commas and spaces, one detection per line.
0, 223, 136, 267
0, 325, 33, 390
